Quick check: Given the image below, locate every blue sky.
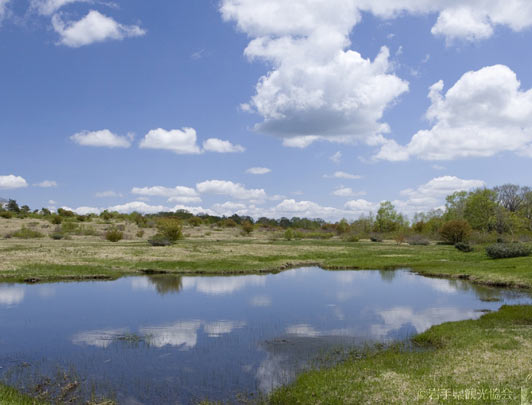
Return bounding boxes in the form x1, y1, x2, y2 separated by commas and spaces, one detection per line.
2, 0, 532, 220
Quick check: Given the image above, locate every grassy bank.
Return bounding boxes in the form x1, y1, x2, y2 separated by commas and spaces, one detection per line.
0, 233, 531, 289
271, 305, 532, 404
0, 384, 45, 405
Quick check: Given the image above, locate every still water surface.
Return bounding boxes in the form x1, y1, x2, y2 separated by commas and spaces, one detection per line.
1, 268, 531, 404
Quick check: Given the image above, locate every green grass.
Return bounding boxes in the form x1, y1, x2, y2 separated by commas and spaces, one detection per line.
10, 227, 44, 239
271, 305, 532, 404
0, 239, 532, 288
1, 234, 532, 404
0, 384, 46, 404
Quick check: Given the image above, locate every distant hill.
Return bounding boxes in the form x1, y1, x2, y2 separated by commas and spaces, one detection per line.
0, 197, 7, 204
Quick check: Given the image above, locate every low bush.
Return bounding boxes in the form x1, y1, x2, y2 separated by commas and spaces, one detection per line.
50, 232, 64, 240
80, 225, 99, 236
157, 218, 183, 242
188, 216, 203, 227
148, 234, 172, 246
284, 229, 294, 241
61, 221, 79, 234
344, 234, 359, 243
242, 221, 254, 235
12, 227, 44, 239
335, 220, 350, 235
50, 215, 62, 225
222, 218, 237, 228
0, 211, 13, 219
439, 220, 472, 244
105, 228, 123, 242
486, 243, 532, 259
294, 231, 334, 240
136, 229, 145, 238
455, 242, 474, 252
406, 234, 430, 246
469, 231, 498, 245
394, 233, 406, 245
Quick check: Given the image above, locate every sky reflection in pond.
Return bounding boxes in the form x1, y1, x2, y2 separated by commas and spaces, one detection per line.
1, 268, 531, 404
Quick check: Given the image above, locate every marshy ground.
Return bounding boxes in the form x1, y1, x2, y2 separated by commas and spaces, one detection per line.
1, 217, 532, 404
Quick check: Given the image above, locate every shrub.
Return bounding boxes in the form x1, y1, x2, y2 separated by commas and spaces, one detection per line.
61, 221, 80, 234
293, 231, 334, 240
439, 220, 472, 244
455, 242, 474, 252
284, 229, 294, 241
157, 218, 183, 242
486, 243, 532, 259
188, 216, 203, 227
344, 234, 359, 242
80, 225, 99, 236
148, 234, 172, 246
406, 234, 430, 246
394, 233, 406, 245
136, 230, 145, 238
50, 232, 64, 240
50, 215, 62, 225
222, 218, 237, 228
12, 227, 44, 239
469, 231, 498, 245
0, 211, 13, 219
335, 219, 350, 235
242, 221, 254, 235
105, 228, 123, 242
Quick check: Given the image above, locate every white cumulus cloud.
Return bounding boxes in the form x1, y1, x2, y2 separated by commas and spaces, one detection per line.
202, 138, 245, 153
71, 129, 132, 148
221, 1, 409, 147
30, 0, 88, 15
211, 201, 248, 216
375, 65, 532, 161
222, 0, 532, 148
394, 176, 485, 214
196, 180, 267, 200
0, 175, 28, 190
139, 128, 201, 154
332, 187, 366, 197
131, 185, 199, 199
344, 199, 379, 215
52, 10, 145, 47
95, 190, 122, 198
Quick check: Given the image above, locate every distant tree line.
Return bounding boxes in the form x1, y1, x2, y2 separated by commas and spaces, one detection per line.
2, 184, 532, 242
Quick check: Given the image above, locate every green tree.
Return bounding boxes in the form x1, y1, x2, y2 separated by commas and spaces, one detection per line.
463, 189, 497, 232
444, 191, 468, 220
519, 188, 532, 231
374, 201, 405, 233
6, 199, 20, 213
335, 219, 350, 235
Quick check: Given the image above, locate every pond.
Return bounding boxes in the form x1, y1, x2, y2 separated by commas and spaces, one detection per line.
1, 267, 531, 404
